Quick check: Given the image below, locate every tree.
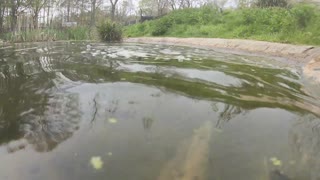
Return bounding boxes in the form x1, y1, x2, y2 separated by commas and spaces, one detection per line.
155, 0, 169, 15
90, 0, 97, 26
168, 0, 182, 10
26, 0, 48, 29
117, 0, 135, 22
139, 0, 156, 16
45, 0, 61, 26
110, 0, 119, 20
139, 0, 170, 16
58, 0, 78, 22
89, 0, 104, 26
0, 0, 7, 32
9, 0, 24, 32
179, 0, 194, 8
255, 0, 288, 7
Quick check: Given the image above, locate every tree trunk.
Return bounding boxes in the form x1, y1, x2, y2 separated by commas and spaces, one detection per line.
157, 4, 161, 16
33, 12, 39, 29
81, 0, 85, 25
0, 2, 3, 33
47, 4, 50, 26
10, 0, 17, 32
90, 0, 96, 27
10, 12, 17, 32
0, 10, 3, 33
111, 5, 116, 20
0, 17, 3, 33
170, 0, 176, 10
67, 0, 71, 22
110, 0, 119, 21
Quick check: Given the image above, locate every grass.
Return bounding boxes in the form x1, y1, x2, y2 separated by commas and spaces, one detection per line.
0, 26, 94, 43
124, 4, 320, 46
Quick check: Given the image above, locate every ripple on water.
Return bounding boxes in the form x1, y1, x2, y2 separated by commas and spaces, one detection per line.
0, 42, 319, 180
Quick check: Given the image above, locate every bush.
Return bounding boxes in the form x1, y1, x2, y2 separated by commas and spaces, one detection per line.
151, 18, 174, 36
124, 4, 320, 45
97, 21, 123, 42
291, 4, 316, 28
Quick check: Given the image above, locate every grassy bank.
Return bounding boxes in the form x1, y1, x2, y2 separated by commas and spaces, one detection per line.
0, 26, 95, 43
125, 4, 320, 45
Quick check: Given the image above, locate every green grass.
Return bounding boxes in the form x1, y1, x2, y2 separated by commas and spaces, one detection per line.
124, 4, 320, 45
0, 26, 94, 43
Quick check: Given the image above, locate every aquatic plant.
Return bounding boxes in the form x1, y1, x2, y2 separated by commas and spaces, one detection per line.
0, 27, 92, 43
97, 21, 123, 42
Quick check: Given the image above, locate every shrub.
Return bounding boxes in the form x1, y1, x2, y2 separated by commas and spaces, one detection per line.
291, 4, 316, 28
151, 18, 173, 36
124, 4, 320, 45
97, 21, 123, 42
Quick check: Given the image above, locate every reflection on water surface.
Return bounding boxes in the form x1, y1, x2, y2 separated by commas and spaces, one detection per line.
0, 42, 320, 180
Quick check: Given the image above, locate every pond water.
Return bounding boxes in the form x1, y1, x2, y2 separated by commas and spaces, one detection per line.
0, 42, 320, 180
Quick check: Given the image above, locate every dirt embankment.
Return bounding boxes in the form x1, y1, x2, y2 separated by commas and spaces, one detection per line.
125, 37, 320, 83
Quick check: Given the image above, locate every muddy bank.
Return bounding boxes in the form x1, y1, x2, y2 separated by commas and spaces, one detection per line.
125, 37, 320, 83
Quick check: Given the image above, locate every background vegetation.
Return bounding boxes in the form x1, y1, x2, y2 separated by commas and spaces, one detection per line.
0, 0, 319, 45
0, 0, 128, 42
125, 4, 320, 45
97, 21, 123, 42
0, 26, 93, 42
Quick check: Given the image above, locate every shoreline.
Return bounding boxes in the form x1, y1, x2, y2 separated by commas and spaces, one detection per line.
2, 37, 320, 83
125, 37, 320, 83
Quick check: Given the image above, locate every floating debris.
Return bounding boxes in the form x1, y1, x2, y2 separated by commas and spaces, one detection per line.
107, 152, 113, 156
90, 156, 104, 170
270, 157, 282, 166
108, 118, 118, 124
273, 160, 282, 166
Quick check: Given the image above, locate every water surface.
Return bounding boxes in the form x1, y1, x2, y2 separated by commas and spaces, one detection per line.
0, 42, 320, 180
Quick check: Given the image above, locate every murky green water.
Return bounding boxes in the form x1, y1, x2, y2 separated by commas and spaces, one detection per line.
1, 42, 320, 180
